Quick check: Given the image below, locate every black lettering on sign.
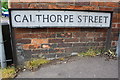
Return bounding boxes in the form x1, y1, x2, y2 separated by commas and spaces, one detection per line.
36, 15, 42, 22
83, 15, 88, 23
43, 15, 49, 22
50, 15, 56, 22
99, 16, 102, 23
64, 15, 69, 22
22, 15, 29, 22
57, 15, 63, 22
104, 16, 108, 23
94, 16, 98, 23
14, 15, 21, 22
89, 16, 93, 23
69, 15, 73, 22
78, 15, 82, 22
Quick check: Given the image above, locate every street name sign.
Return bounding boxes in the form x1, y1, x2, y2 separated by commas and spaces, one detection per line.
9, 9, 112, 28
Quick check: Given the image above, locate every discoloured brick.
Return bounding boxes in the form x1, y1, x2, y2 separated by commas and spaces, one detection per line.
17, 39, 31, 44
65, 38, 79, 42
41, 44, 50, 48
49, 39, 63, 43
22, 44, 36, 50
31, 39, 48, 45
58, 43, 72, 47
57, 33, 72, 38
49, 48, 65, 53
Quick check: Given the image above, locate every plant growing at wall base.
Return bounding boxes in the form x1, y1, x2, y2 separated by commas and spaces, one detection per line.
25, 58, 50, 71
78, 48, 101, 57
0, 66, 16, 78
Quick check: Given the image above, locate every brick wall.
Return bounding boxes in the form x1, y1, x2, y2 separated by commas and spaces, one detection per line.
9, 2, 120, 65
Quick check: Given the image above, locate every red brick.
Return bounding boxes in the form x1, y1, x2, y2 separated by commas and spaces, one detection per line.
112, 28, 119, 32
80, 37, 94, 42
49, 48, 65, 53
73, 43, 87, 47
15, 34, 23, 39
86, 32, 95, 37
98, 2, 105, 6
99, 7, 113, 11
22, 44, 36, 50
94, 38, 106, 42
90, 2, 99, 6
31, 28, 47, 33
41, 44, 50, 48
64, 28, 80, 32
75, 2, 90, 6
31, 39, 48, 44
57, 33, 72, 38
16, 39, 31, 44
75, 6, 98, 10
48, 28, 65, 32
49, 39, 63, 43
94, 29, 107, 32
104, 2, 118, 7
73, 32, 87, 37
65, 38, 79, 42
58, 43, 72, 47
14, 28, 31, 33
22, 34, 39, 38
10, 3, 22, 8
39, 33, 56, 38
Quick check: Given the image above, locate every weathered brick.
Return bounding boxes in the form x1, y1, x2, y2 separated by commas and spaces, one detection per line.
57, 33, 72, 38
49, 48, 65, 53
39, 33, 56, 38
94, 29, 107, 32
48, 28, 65, 32
104, 2, 118, 7
75, 2, 90, 6
73, 43, 87, 47
31, 28, 47, 33
58, 43, 72, 47
41, 44, 50, 48
99, 7, 113, 11
73, 32, 87, 37
11, 3, 23, 8
22, 44, 36, 50
80, 38, 94, 42
90, 2, 99, 6
14, 28, 31, 33
49, 39, 63, 43
94, 38, 106, 42
114, 8, 120, 13
22, 34, 39, 38
31, 39, 48, 44
86, 43, 99, 46
33, 49, 49, 54
15, 34, 23, 39
64, 28, 80, 32
86, 32, 95, 37
65, 38, 79, 42
17, 39, 31, 44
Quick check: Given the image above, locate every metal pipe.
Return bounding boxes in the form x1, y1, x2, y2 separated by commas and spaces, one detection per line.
0, 24, 6, 68
116, 33, 120, 57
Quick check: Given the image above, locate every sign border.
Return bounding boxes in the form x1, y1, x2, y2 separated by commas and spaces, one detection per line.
8, 9, 113, 28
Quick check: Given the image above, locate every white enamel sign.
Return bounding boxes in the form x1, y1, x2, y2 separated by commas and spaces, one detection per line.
9, 9, 112, 28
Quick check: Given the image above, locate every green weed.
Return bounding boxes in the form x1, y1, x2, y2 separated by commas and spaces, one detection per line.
0, 67, 16, 78
78, 48, 101, 57
25, 58, 50, 70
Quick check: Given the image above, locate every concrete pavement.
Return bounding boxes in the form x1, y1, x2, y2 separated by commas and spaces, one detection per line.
16, 56, 118, 78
